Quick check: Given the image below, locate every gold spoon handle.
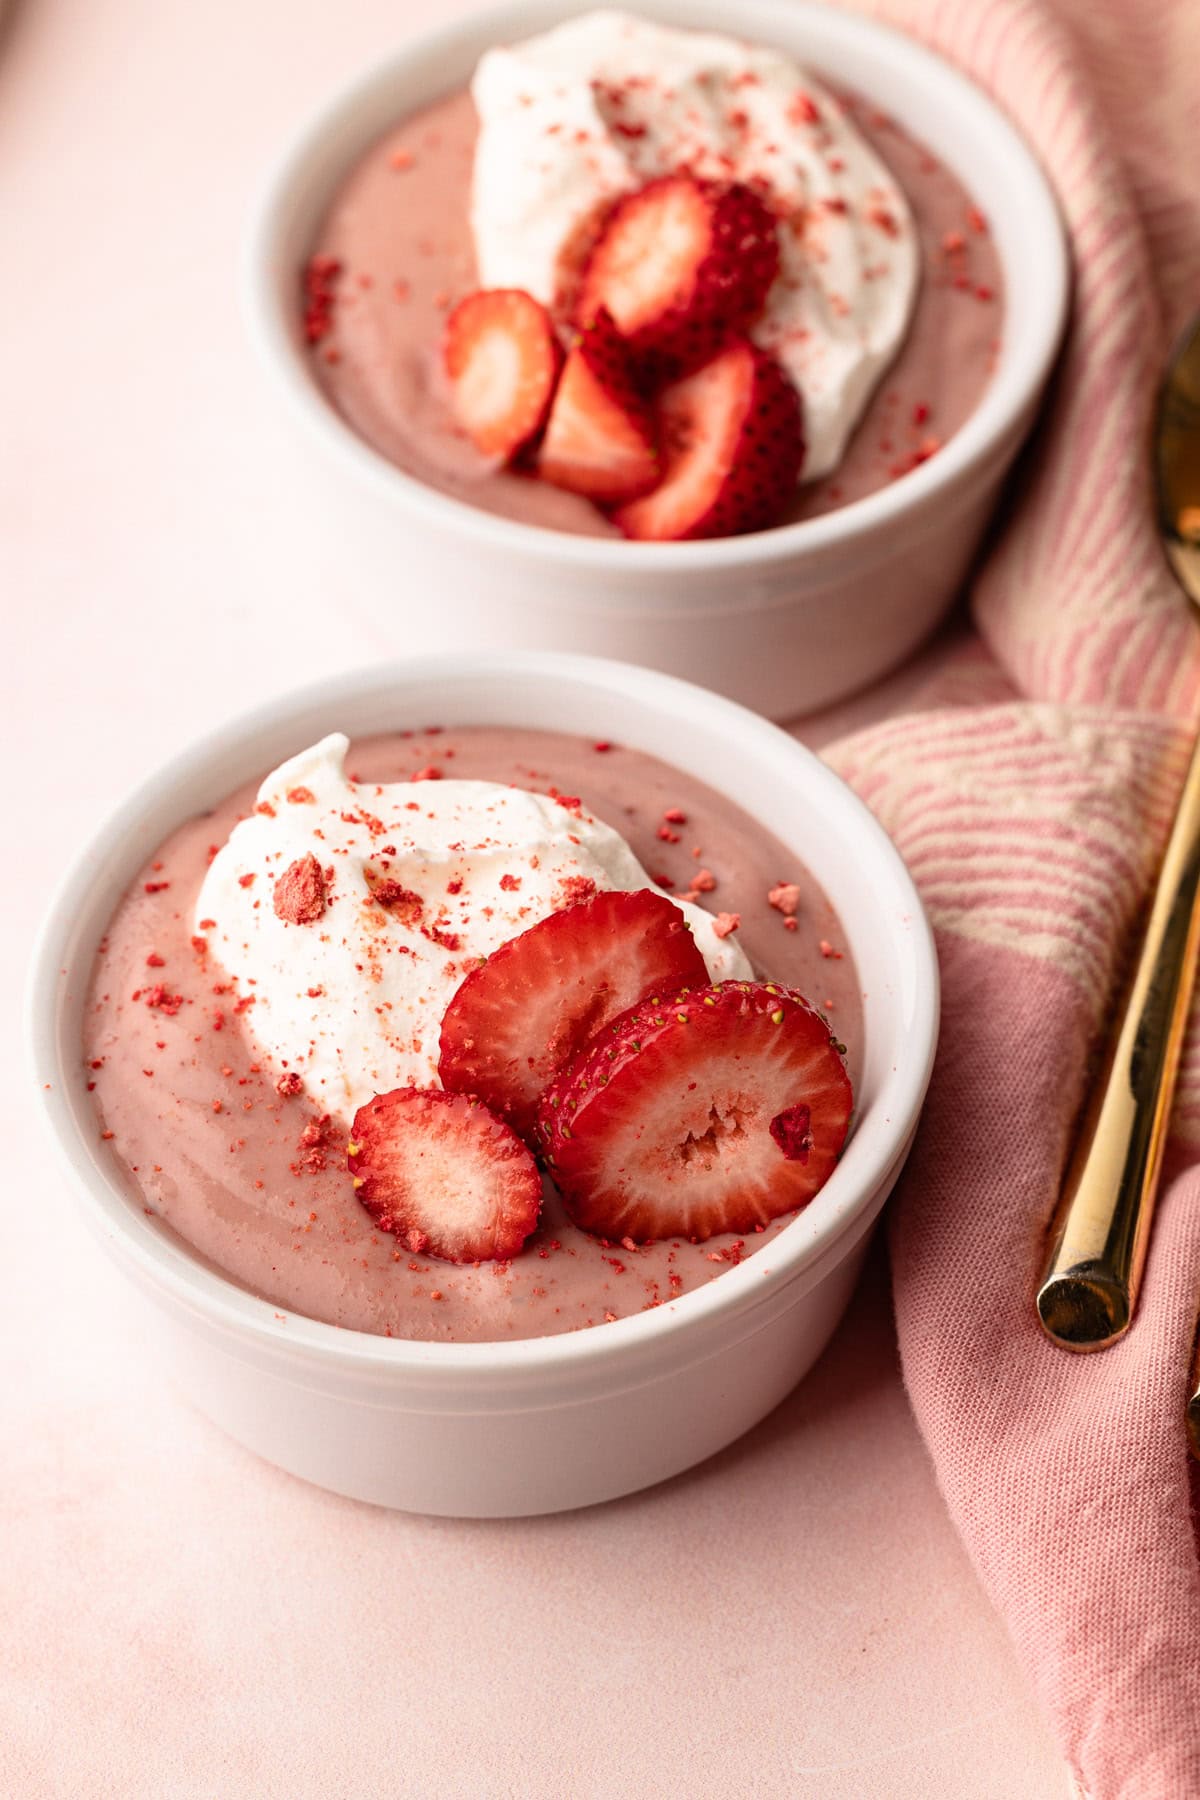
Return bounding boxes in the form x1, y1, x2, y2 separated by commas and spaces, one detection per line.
1037, 728, 1200, 1349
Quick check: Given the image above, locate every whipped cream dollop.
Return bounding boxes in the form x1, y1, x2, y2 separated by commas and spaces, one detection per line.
471, 11, 919, 482
196, 734, 750, 1118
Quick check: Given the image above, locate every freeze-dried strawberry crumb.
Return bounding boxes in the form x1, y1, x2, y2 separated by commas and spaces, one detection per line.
788, 91, 821, 124
657, 825, 681, 843
276, 1072, 303, 1098
819, 938, 844, 959
593, 741, 612, 753
273, 853, 327, 925
712, 912, 741, 939
256, 801, 276, 818
145, 952, 165, 968
144, 880, 170, 894
190, 935, 208, 955
556, 874, 598, 910
413, 766, 442, 782
499, 874, 522, 892
143, 984, 184, 1016
303, 255, 342, 345
238, 873, 256, 889
286, 787, 315, 804
768, 882, 802, 917
784, 917, 799, 933
372, 880, 423, 924
663, 808, 687, 824
689, 868, 716, 893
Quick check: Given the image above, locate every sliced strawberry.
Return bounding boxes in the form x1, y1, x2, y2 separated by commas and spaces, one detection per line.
443, 289, 562, 460
538, 982, 852, 1244
438, 887, 709, 1142
537, 308, 658, 502
613, 339, 804, 541
576, 176, 779, 374
348, 1087, 541, 1263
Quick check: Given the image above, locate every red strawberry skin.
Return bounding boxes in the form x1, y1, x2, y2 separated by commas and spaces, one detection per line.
537, 982, 852, 1244
576, 176, 780, 375
613, 338, 804, 542
348, 1087, 542, 1263
438, 887, 709, 1143
443, 289, 562, 462
537, 307, 658, 502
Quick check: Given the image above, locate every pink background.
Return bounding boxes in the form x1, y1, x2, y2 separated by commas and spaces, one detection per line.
4, 0, 1065, 1792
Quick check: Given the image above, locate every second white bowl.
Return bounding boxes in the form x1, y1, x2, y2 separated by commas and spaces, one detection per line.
30, 653, 938, 1516
246, 0, 1068, 719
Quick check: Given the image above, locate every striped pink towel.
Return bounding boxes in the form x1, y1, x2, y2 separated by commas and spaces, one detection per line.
827, 1, 1200, 1793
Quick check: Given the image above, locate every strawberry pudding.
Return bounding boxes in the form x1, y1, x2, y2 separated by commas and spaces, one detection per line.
83, 724, 861, 1343
304, 11, 1002, 541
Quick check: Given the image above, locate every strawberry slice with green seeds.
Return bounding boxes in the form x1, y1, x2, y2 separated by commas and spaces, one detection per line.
537, 981, 852, 1244
613, 338, 804, 541
576, 175, 780, 375
438, 887, 709, 1143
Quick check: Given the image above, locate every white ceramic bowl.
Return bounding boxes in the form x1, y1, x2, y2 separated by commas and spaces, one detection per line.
245, 0, 1068, 721
30, 653, 938, 1517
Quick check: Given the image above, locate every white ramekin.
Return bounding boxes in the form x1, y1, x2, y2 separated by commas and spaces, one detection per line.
29, 653, 938, 1517
245, 0, 1068, 721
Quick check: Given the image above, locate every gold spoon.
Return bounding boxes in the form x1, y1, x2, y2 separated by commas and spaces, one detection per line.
1036, 313, 1200, 1362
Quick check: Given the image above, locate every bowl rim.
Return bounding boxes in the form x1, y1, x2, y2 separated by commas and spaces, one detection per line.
243, 0, 1069, 577
28, 651, 939, 1377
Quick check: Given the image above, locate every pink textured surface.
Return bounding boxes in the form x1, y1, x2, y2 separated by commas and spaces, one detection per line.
7, 0, 1200, 1796
827, 1, 1200, 1794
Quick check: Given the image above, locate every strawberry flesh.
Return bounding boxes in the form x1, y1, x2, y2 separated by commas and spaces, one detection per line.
613, 338, 804, 541
538, 982, 852, 1244
537, 308, 658, 502
438, 887, 709, 1143
348, 1087, 542, 1263
443, 289, 562, 461
576, 176, 780, 375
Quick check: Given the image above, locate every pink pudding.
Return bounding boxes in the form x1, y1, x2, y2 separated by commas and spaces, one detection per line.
84, 727, 863, 1343
304, 74, 1003, 536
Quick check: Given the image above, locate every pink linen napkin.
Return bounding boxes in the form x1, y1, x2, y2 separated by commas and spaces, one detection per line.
826, 1, 1200, 1793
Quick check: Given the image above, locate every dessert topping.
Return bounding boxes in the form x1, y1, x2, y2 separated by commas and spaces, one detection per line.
348, 1087, 542, 1262
443, 288, 563, 459
613, 337, 804, 541
273, 853, 328, 926
196, 734, 747, 1114
767, 881, 801, 916
471, 13, 918, 479
575, 175, 779, 376
537, 307, 659, 502
438, 885, 709, 1140
537, 981, 852, 1243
